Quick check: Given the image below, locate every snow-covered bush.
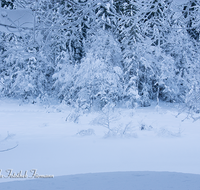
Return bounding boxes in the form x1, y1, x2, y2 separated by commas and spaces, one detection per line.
91, 104, 137, 138
156, 128, 181, 138
104, 122, 138, 139
66, 108, 81, 123
91, 103, 119, 129
76, 129, 95, 137
140, 124, 153, 131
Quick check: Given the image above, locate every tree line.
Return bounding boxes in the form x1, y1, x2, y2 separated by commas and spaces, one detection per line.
0, 0, 199, 112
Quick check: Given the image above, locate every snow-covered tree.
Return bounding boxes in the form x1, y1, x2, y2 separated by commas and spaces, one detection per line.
52, 50, 76, 103
182, 0, 200, 42
72, 30, 123, 110
0, 0, 199, 114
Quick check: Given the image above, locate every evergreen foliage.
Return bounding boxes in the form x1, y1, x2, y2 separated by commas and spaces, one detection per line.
0, 0, 199, 114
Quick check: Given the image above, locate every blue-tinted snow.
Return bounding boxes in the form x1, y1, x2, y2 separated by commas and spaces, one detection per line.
0, 171, 200, 190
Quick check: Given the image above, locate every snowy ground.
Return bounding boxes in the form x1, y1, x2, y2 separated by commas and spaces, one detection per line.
1, 171, 200, 190
0, 98, 200, 189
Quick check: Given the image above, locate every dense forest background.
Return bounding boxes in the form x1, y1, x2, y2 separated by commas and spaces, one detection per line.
0, 0, 199, 112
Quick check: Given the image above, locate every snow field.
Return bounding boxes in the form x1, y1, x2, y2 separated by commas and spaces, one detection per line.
0, 99, 200, 189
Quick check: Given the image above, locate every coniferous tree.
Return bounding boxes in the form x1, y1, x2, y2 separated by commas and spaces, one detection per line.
0, 0, 199, 115
69, 30, 123, 109
182, 0, 200, 42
